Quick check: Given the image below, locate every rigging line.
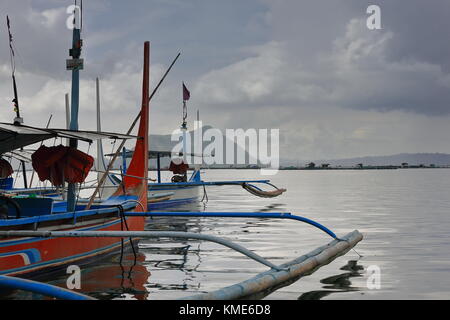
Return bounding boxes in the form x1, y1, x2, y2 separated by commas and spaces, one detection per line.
352, 248, 363, 259
29, 115, 53, 187
117, 205, 137, 267
201, 184, 208, 203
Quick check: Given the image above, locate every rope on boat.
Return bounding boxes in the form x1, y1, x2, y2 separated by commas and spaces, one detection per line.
242, 183, 286, 198
116, 204, 137, 267
201, 184, 209, 203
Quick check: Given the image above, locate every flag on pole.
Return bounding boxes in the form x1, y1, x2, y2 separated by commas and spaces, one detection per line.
6, 16, 14, 56
183, 82, 190, 101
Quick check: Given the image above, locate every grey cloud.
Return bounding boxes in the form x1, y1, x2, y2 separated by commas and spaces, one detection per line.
192, 2, 450, 116
1, 0, 450, 160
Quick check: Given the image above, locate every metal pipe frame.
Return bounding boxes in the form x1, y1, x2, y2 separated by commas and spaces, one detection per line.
124, 211, 338, 239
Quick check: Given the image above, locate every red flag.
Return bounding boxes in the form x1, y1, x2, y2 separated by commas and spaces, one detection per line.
183, 82, 190, 101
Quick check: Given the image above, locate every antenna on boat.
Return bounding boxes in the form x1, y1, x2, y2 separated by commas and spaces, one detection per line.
6, 15, 28, 188
6, 16, 22, 125
65, 93, 71, 146
66, 2, 84, 212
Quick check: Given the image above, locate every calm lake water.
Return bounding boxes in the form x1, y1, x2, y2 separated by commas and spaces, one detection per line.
4, 169, 450, 300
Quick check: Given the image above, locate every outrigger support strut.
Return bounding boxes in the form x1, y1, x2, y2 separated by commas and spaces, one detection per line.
124, 211, 338, 239
0, 230, 287, 271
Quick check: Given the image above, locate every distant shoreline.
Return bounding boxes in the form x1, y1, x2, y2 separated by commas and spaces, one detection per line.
147, 165, 450, 171
279, 165, 450, 170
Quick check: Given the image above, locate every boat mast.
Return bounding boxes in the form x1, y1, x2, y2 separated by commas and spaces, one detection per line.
6, 15, 27, 188
66, 2, 84, 212
181, 82, 190, 165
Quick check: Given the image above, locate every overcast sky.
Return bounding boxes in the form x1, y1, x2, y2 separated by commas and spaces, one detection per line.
1, 0, 450, 161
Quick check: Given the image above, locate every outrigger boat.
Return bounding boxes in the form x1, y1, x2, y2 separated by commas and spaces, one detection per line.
94, 78, 287, 209
93, 83, 200, 208
1, 12, 362, 300
0, 19, 151, 277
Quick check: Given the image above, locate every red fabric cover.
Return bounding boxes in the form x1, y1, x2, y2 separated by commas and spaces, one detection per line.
32, 145, 94, 186
0, 158, 13, 179
169, 160, 189, 174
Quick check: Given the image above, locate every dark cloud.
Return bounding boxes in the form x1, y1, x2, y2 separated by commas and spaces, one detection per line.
1, 0, 450, 159
194, 0, 450, 116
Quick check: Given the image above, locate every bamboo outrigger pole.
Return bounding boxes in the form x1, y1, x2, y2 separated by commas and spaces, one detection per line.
182, 230, 363, 300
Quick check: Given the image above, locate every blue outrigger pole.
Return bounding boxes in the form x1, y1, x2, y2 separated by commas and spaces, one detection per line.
0, 275, 94, 300
124, 211, 338, 239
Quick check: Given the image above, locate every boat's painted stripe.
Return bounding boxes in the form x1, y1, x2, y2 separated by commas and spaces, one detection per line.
0, 218, 123, 247
0, 201, 136, 228
148, 186, 199, 192
0, 249, 41, 265
149, 180, 270, 187
0, 239, 131, 276
148, 197, 198, 209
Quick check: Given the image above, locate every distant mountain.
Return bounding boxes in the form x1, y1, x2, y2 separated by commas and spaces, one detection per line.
286, 153, 450, 167
6, 127, 449, 171
147, 125, 256, 168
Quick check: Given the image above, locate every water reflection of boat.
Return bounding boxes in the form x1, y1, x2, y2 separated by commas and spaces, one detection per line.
58, 253, 150, 300
298, 260, 364, 300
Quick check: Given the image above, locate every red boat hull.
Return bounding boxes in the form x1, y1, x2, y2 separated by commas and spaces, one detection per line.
0, 42, 151, 283
0, 216, 144, 277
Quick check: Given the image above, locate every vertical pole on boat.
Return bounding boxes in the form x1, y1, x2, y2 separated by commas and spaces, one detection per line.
95, 78, 103, 199
122, 147, 127, 175
118, 41, 150, 211
156, 153, 162, 183
65, 93, 71, 146
182, 82, 190, 167
7, 16, 28, 189
86, 42, 150, 210
66, 7, 83, 212
64, 93, 70, 200
181, 117, 187, 165
6, 16, 22, 126
96, 78, 100, 132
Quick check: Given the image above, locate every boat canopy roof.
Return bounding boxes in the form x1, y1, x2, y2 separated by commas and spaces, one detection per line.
0, 122, 137, 155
